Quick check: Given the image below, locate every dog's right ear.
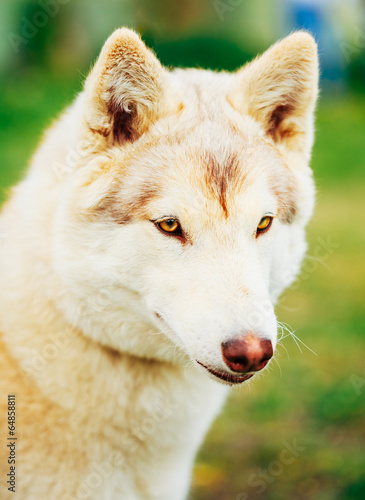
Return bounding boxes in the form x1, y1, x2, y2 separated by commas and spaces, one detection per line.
230, 32, 319, 160
82, 28, 166, 147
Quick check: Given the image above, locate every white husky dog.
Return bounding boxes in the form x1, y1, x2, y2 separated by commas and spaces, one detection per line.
0, 28, 318, 499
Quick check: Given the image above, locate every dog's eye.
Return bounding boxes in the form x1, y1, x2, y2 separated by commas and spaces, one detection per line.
156, 218, 183, 237
256, 216, 273, 236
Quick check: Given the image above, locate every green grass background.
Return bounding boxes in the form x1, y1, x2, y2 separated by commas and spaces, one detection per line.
0, 75, 364, 500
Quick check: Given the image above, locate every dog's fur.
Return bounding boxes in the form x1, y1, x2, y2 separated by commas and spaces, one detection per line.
0, 29, 318, 499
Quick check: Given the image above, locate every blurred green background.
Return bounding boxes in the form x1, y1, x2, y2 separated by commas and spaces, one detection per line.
0, 1, 364, 499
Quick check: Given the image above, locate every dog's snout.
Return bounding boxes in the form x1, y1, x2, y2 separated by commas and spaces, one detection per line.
221, 335, 273, 373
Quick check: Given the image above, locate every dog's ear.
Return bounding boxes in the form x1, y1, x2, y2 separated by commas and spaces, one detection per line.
230, 32, 319, 158
82, 28, 166, 146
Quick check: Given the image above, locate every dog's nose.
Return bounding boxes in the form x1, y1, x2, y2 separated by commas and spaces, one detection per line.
221, 335, 273, 373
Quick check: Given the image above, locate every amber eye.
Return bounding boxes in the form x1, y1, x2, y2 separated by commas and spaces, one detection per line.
156, 218, 182, 236
256, 215, 273, 236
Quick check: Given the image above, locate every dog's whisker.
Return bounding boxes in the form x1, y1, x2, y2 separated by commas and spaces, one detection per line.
272, 355, 282, 377
277, 321, 317, 356
278, 332, 293, 341
291, 332, 318, 356
276, 340, 290, 359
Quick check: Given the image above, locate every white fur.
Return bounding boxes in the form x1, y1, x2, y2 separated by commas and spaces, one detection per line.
0, 29, 318, 499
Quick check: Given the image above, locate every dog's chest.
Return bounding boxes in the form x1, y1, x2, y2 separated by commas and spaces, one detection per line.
77, 367, 228, 500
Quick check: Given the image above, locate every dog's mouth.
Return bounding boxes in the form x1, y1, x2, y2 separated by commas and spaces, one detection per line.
197, 361, 254, 385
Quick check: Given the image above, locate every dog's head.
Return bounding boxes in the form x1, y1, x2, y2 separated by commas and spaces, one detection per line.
54, 29, 318, 385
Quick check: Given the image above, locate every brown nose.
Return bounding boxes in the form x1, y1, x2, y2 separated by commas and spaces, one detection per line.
221, 335, 273, 373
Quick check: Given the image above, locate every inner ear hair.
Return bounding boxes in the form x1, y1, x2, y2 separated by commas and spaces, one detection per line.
231, 31, 319, 154
268, 104, 290, 135
267, 103, 296, 141
82, 28, 167, 147
110, 101, 137, 143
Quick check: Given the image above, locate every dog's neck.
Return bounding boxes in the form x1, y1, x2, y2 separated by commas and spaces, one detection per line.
0, 211, 228, 498
0, 180, 228, 485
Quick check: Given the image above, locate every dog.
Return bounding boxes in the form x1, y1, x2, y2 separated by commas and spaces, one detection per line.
0, 28, 318, 499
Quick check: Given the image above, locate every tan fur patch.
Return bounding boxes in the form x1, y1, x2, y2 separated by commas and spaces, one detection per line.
204, 152, 242, 218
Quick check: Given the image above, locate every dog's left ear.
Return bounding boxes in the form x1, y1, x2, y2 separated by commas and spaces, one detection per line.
230, 32, 319, 158
82, 28, 167, 147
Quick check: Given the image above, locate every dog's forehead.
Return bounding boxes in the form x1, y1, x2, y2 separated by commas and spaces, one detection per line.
169, 68, 233, 118
99, 70, 297, 225
140, 68, 290, 216
156, 124, 278, 216
107, 123, 295, 226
